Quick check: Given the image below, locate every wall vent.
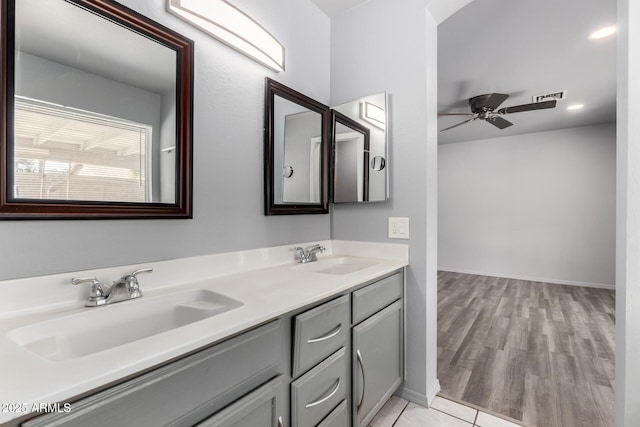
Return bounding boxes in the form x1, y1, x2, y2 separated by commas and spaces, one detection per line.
532, 90, 567, 103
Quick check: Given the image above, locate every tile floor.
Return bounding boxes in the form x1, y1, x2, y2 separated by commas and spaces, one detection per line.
369, 395, 525, 427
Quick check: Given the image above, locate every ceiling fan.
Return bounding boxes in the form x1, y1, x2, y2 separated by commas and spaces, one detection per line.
438, 93, 557, 132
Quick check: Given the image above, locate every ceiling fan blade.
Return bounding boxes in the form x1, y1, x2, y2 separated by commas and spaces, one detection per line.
487, 116, 513, 129
438, 113, 476, 117
469, 93, 510, 112
498, 100, 557, 115
440, 116, 478, 132
483, 93, 510, 110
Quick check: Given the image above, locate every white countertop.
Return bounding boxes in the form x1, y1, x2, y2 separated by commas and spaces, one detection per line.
0, 240, 408, 423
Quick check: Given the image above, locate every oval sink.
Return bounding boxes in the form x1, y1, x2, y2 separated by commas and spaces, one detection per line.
292, 256, 378, 275
7, 289, 243, 362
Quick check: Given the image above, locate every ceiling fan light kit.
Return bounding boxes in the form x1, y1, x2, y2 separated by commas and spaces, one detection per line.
438, 92, 557, 132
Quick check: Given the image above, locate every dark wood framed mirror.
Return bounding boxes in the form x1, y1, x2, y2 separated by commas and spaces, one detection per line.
331, 110, 370, 203
264, 78, 329, 215
1, 0, 194, 219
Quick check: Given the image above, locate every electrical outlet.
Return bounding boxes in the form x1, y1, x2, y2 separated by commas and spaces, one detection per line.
388, 217, 409, 239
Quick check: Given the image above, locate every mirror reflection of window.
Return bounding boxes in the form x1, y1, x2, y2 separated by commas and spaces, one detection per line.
13, 98, 151, 203
14, 0, 178, 205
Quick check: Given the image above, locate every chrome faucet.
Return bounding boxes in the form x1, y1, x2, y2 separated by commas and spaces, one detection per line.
294, 244, 326, 263
72, 267, 153, 307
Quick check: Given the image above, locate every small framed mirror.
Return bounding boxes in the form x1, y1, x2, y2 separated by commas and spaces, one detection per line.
332, 92, 389, 203
331, 110, 370, 203
264, 78, 329, 215
1, 0, 194, 219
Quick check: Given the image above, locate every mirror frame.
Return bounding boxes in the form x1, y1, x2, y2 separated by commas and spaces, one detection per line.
331, 110, 371, 203
0, 0, 194, 219
264, 78, 329, 215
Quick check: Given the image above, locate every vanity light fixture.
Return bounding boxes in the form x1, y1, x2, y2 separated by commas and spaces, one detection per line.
589, 26, 617, 40
360, 101, 386, 130
567, 103, 585, 111
167, 0, 285, 72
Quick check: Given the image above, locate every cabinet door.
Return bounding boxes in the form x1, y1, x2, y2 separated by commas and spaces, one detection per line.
352, 300, 403, 427
195, 376, 286, 427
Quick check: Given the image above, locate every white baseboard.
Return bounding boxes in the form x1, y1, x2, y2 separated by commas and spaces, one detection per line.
396, 386, 428, 407
396, 380, 441, 408
426, 379, 441, 405
438, 267, 615, 290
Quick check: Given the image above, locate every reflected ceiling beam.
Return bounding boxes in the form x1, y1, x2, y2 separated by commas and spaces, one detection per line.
167, 0, 285, 72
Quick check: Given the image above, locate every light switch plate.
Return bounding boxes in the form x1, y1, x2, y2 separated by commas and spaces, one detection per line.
388, 217, 409, 239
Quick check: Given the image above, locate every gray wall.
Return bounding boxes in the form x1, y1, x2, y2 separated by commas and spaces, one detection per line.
330, 0, 439, 403
439, 123, 616, 288
1, 0, 331, 280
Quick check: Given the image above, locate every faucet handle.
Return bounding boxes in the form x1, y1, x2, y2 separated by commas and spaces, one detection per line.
293, 247, 306, 263
71, 277, 107, 305
120, 267, 153, 298
131, 267, 153, 278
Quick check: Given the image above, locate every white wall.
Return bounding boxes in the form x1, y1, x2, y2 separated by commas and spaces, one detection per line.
439, 124, 616, 288
330, 0, 440, 404
0, 0, 331, 280
616, 0, 640, 424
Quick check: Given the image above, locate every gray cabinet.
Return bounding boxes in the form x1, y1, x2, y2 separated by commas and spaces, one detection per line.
317, 400, 348, 427
196, 376, 286, 427
291, 295, 350, 427
352, 298, 403, 427
291, 348, 348, 426
22, 321, 285, 427
293, 295, 349, 377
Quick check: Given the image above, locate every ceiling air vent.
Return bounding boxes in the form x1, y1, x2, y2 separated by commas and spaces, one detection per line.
532, 90, 567, 103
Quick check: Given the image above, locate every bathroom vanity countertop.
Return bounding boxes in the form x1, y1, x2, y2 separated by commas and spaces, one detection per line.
0, 240, 407, 423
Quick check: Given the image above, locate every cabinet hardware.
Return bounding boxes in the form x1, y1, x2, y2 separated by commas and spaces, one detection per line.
356, 349, 366, 413
277, 415, 283, 427
307, 324, 342, 343
305, 378, 341, 408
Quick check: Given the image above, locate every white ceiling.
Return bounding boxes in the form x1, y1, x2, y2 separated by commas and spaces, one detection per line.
438, 0, 617, 144
313, 0, 616, 145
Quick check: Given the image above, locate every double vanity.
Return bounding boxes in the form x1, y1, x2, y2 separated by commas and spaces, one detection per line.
0, 241, 408, 426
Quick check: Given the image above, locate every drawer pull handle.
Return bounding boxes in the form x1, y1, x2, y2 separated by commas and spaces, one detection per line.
357, 349, 366, 413
305, 378, 341, 408
307, 324, 342, 343
277, 415, 283, 427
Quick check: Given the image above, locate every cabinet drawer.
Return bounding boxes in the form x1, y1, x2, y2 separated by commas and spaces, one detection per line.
293, 295, 349, 377
22, 321, 283, 427
317, 400, 348, 427
291, 347, 347, 427
195, 375, 286, 427
352, 272, 402, 324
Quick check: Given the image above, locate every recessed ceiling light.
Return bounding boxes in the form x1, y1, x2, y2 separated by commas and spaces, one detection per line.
567, 104, 585, 110
589, 26, 617, 40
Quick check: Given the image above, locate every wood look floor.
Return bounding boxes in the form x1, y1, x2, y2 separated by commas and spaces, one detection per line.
437, 271, 616, 427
